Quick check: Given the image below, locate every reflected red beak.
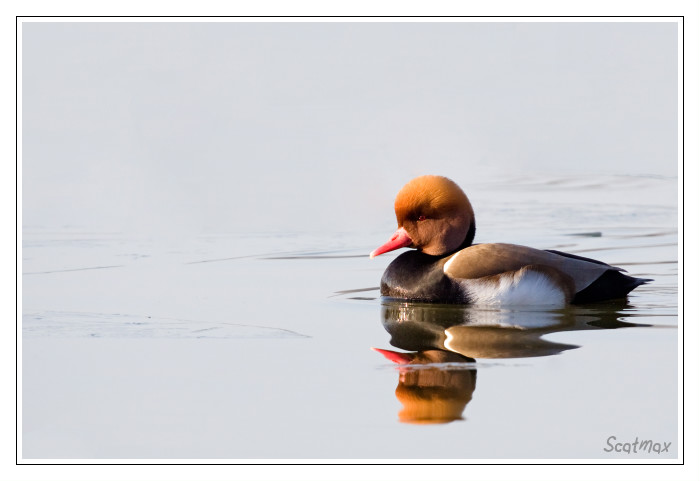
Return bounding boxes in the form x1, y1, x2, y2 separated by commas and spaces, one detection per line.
371, 347, 414, 364
369, 227, 412, 258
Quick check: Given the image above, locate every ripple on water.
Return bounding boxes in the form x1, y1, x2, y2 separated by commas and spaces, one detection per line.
23, 311, 311, 339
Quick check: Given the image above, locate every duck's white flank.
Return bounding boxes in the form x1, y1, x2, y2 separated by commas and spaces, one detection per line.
457, 267, 568, 307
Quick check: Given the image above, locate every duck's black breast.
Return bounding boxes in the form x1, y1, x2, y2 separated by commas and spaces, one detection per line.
380, 251, 466, 303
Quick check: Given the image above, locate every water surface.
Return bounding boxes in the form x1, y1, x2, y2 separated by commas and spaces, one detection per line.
22, 174, 678, 459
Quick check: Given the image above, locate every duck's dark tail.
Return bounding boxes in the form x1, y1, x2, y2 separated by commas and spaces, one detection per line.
571, 270, 652, 304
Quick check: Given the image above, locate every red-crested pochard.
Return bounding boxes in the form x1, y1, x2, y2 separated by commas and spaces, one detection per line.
370, 175, 650, 305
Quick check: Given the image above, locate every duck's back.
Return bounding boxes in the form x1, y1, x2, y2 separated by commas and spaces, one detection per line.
443, 243, 619, 293
380, 243, 649, 305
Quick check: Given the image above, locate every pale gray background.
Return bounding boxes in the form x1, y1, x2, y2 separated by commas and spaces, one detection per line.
21, 21, 680, 461
22, 22, 678, 237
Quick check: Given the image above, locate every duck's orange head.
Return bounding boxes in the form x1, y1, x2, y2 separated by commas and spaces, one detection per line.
370, 175, 476, 258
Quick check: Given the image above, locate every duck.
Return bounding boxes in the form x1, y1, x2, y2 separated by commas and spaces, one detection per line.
369, 175, 650, 306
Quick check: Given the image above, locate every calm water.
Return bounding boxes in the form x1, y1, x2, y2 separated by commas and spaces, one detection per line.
22, 174, 678, 459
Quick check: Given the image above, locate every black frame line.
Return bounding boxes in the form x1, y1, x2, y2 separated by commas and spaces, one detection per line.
15, 14, 685, 468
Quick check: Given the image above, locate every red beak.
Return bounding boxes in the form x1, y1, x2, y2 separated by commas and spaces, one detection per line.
369, 227, 412, 258
371, 347, 415, 364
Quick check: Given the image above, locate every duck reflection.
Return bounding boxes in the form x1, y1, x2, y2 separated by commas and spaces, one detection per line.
375, 299, 645, 424
380, 298, 644, 358
373, 347, 476, 424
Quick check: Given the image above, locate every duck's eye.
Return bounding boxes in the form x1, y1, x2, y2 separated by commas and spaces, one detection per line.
417, 215, 427, 221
